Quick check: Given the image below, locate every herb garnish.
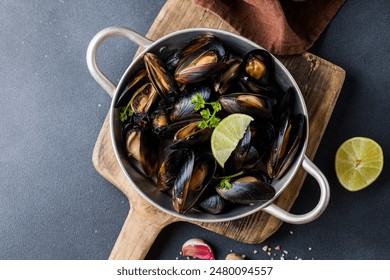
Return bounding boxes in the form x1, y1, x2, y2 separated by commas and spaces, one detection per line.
214, 171, 244, 189
190, 93, 222, 128
119, 101, 134, 122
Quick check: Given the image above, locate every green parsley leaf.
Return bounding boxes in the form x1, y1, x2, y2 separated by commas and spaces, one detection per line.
211, 101, 222, 112
200, 108, 211, 119
220, 178, 232, 189
190, 92, 222, 129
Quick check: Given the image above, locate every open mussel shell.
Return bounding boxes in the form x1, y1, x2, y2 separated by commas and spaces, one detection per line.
267, 113, 305, 179
267, 87, 305, 179
214, 58, 241, 95
170, 121, 213, 149
174, 38, 228, 85
216, 175, 276, 204
129, 82, 158, 116
175, 60, 229, 85
240, 49, 274, 87
173, 152, 217, 213
220, 93, 273, 120
144, 52, 180, 101
116, 70, 148, 107
165, 34, 217, 72
157, 149, 193, 191
125, 121, 160, 178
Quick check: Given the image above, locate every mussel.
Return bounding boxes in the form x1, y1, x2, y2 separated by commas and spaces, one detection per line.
224, 126, 252, 173
196, 194, 226, 215
144, 52, 181, 101
172, 152, 217, 213
240, 49, 274, 87
125, 121, 160, 178
216, 175, 275, 204
213, 58, 241, 95
220, 93, 273, 120
174, 38, 228, 85
267, 88, 305, 178
165, 34, 217, 72
157, 149, 193, 191
169, 86, 211, 122
267, 113, 305, 179
171, 121, 213, 149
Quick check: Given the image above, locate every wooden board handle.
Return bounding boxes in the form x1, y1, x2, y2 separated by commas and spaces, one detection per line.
109, 202, 176, 260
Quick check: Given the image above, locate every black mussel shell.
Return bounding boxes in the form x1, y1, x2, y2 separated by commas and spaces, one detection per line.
197, 194, 226, 215
240, 49, 274, 87
216, 175, 275, 204
144, 52, 181, 100
169, 86, 211, 122
157, 149, 193, 191
220, 93, 273, 120
173, 152, 216, 213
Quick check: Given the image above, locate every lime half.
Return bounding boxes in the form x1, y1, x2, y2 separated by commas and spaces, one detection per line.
211, 113, 254, 168
335, 137, 384, 191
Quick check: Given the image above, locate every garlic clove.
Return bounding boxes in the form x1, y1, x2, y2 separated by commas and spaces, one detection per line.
181, 238, 215, 260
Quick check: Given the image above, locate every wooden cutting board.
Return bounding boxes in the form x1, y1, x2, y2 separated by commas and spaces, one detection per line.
92, 0, 345, 260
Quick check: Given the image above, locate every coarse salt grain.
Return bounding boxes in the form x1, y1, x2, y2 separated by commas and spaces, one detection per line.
289, 231, 293, 234
280, 256, 285, 260
309, 247, 312, 251
283, 250, 288, 254
262, 245, 268, 251
253, 250, 258, 254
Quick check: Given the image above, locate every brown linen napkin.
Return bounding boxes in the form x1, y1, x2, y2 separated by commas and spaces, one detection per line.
193, 0, 345, 55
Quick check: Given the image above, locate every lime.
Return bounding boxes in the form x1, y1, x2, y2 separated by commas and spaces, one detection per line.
335, 137, 384, 191
211, 113, 254, 168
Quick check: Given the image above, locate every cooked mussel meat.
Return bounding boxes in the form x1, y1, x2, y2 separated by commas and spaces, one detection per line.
165, 34, 217, 72
173, 152, 217, 213
267, 113, 305, 179
125, 121, 159, 178
144, 52, 180, 101
240, 49, 274, 87
171, 121, 213, 149
174, 39, 228, 84
157, 149, 193, 191
220, 93, 273, 120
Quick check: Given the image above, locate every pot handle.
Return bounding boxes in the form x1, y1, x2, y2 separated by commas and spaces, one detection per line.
262, 155, 330, 224
86, 26, 153, 97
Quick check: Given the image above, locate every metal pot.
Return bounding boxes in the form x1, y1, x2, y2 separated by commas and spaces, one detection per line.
87, 26, 330, 224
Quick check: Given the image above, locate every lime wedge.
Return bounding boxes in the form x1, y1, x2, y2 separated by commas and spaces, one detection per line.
335, 137, 384, 191
211, 113, 254, 168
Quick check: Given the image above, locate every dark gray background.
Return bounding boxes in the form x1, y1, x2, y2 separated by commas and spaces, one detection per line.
0, 0, 389, 260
